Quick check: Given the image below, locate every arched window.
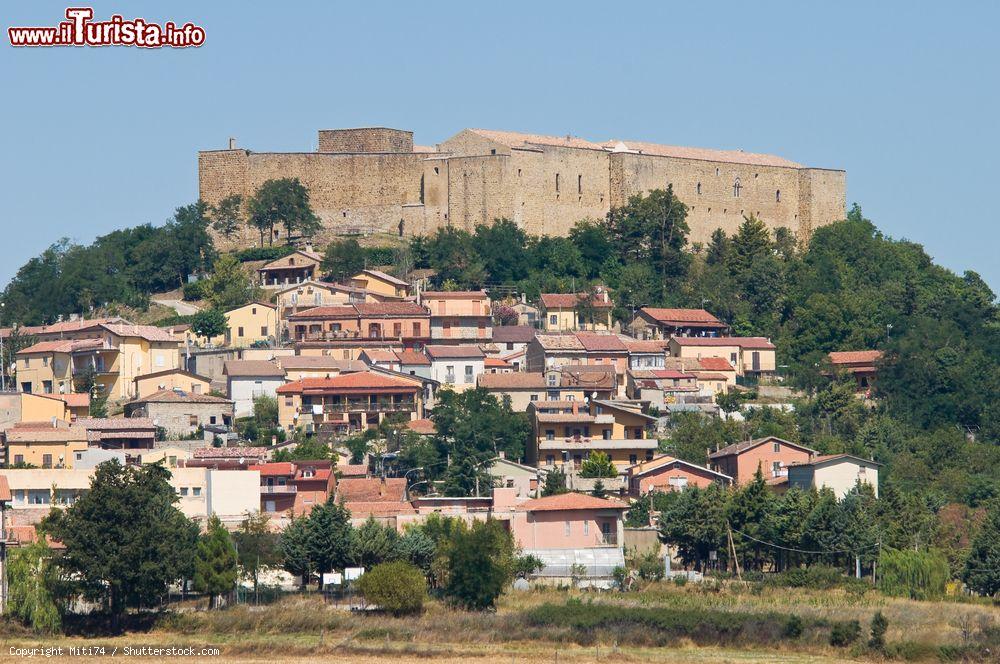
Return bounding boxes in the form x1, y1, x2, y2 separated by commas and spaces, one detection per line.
696, 182, 702, 195
733, 178, 742, 198
776, 189, 781, 203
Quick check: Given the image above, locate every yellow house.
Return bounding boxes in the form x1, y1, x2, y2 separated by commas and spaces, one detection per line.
134, 369, 212, 399
94, 324, 182, 399
668, 337, 777, 378
349, 269, 410, 299
538, 289, 614, 332
19, 393, 73, 422
4, 421, 88, 469
15, 339, 103, 395
223, 302, 277, 347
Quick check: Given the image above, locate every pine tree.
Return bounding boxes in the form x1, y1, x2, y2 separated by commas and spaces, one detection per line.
194, 515, 239, 609
541, 468, 568, 496
963, 501, 1000, 596
305, 500, 353, 588
280, 515, 312, 590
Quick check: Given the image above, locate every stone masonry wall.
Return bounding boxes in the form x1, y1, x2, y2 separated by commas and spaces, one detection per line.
318, 128, 413, 154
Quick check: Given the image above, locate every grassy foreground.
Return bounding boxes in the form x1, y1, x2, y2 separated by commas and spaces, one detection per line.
1, 582, 997, 662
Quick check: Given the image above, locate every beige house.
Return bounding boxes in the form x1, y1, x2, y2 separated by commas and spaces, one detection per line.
275, 280, 368, 338
277, 355, 365, 381
134, 369, 212, 399
786, 454, 880, 498
668, 336, 776, 378
538, 289, 613, 332
258, 248, 322, 288
4, 421, 88, 469
477, 366, 616, 412
349, 269, 411, 299
222, 302, 278, 347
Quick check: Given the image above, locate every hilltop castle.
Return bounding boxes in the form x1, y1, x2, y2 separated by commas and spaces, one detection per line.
198, 127, 845, 249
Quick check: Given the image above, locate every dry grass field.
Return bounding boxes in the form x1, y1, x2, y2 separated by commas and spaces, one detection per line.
1, 583, 997, 663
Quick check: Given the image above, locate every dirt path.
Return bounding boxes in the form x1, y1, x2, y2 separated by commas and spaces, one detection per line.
152, 298, 200, 316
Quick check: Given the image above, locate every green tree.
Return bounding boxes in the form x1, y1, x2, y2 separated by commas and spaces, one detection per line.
963, 501, 1000, 596
725, 467, 774, 571
396, 527, 437, 574
6, 541, 62, 633
657, 484, 728, 571
203, 254, 262, 310
590, 480, 608, 499
473, 219, 530, 283
194, 515, 239, 609
42, 460, 198, 629
233, 510, 282, 601
321, 239, 365, 282
351, 517, 401, 568
210, 194, 244, 242
569, 219, 612, 279
280, 515, 312, 590
191, 308, 227, 340
305, 499, 353, 589
541, 468, 568, 496
579, 451, 617, 478
443, 519, 515, 610
253, 395, 279, 430
247, 178, 320, 246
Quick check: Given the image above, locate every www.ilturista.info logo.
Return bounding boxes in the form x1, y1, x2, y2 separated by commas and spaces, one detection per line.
8, 7, 205, 48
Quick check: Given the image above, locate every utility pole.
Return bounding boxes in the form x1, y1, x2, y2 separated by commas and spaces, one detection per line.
726, 523, 743, 584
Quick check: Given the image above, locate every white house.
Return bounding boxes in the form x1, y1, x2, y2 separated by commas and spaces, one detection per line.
786, 454, 880, 499
223, 360, 286, 417
425, 345, 485, 391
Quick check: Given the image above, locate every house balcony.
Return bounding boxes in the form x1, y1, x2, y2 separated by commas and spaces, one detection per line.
321, 401, 415, 414
261, 484, 297, 495
599, 532, 618, 546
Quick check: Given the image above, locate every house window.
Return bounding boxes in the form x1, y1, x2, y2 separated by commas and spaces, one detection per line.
629, 454, 638, 465
412, 322, 422, 337
13, 454, 23, 465
445, 366, 455, 383
193, 487, 202, 496
547, 373, 557, 387
529, 394, 538, 402
773, 442, 780, 453
189, 415, 198, 426
394, 322, 402, 337
545, 430, 555, 440
464, 365, 474, 383
583, 520, 590, 536
549, 314, 557, 325
646, 450, 654, 461
731, 352, 738, 365
42, 381, 52, 394
603, 429, 611, 440
564, 521, 570, 536
668, 476, 688, 489
261, 326, 268, 336
733, 178, 742, 198
42, 454, 53, 469
285, 397, 293, 407
546, 455, 554, 466
238, 327, 244, 337
772, 461, 781, 475
180, 487, 189, 496
42, 356, 49, 367
210, 416, 217, 424
252, 307, 257, 315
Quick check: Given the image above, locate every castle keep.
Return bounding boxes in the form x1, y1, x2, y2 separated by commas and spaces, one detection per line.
198, 127, 846, 248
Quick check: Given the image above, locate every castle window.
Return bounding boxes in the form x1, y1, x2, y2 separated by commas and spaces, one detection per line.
517, 168, 522, 177
733, 178, 742, 198
419, 174, 425, 204
696, 182, 701, 195
490, 149, 496, 155
434, 166, 439, 175
776, 189, 781, 203
716, 167, 720, 176
398, 219, 405, 237
555, 173, 560, 193
577, 175, 582, 194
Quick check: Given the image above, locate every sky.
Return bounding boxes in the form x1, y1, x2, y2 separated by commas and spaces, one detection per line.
2, 1, 998, 290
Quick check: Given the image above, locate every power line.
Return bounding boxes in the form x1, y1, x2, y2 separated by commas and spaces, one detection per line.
730, 526, 880, 555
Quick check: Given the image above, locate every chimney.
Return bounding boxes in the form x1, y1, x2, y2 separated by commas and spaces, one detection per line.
228, 137, 237, 150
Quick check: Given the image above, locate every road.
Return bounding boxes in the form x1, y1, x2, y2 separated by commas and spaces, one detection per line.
152, 298, 200, 316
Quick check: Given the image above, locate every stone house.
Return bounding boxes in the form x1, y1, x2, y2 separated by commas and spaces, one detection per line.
124, 389, 235, 440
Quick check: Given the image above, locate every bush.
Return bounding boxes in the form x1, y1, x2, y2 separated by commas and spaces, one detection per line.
233, 246, 295, 262
631, 550, 665, 582
869, 611, 888, 651
784, 615, 803, 639
357, 561, 426, 615
182, 280, 207, 301
830, 620, 861, 647
770, 565, 846, 590
878, 548, 950, 600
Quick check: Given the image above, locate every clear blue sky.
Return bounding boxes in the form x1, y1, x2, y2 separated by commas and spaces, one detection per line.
3, 1, 998, 290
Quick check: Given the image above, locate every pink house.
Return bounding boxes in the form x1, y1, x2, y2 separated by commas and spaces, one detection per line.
509, 492, 627, 550
708, 436, 816, 485
421, 291, 492, 341
626, 455, 732, 496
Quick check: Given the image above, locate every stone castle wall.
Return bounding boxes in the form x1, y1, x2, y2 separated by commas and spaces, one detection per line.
199, 128, 846, 249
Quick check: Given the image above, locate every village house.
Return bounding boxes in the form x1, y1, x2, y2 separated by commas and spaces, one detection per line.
421, 290, 492, 341
276, 371, 423, 436
4, 421, 88, 469
490, 325, 537, 367
249, 460, 340, 515
488, 453, 543, 498
394, 349, 433, 379
626, 369, 706, 412
18, 392, 77, 423
664, 356, 738, 391
526, 399, 657, 471
625, 339, 670, 370
708, 436, 816, 485
359, 349, 402, 372
219, 302, 278, 347
52, 393, 90, 420
348, 269, 411, 299
786, 454, 880, 498
525, 332, 629, 393
484, 357, 514, 373
632, 307, 728, 339
257, 248, 323, 288
287, 302, 430, 346
625, 454, 732, 496
277, 355, 364, 381
826, 350, 883, 393
478, 365, 617, 412
75, 417, 158, 454
668, 336, 777, 379
538, 289, 613, 332
133, 368, 212, 399
124, 389, 235, 440
425, 345, 485, 390
274, 280, 370, 339
223, 360, 286, 417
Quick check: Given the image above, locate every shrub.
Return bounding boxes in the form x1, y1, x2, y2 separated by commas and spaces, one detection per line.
784, 615, 803, 639
877, 548, 949, 600
868, 611, 888, 651
233, 246, 295, 262
632, 550, 665, 582
182, 280, 207, 301
357, 561, 426, 615
830, 620, 861, 647
770, 565, 845, 590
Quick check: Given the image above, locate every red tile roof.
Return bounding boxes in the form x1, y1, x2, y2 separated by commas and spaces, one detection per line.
336, 477, 407, 502
624, 340, 670, 353
193, 446, 269, 459
484, 357, 511, 367
539, 292, 613, 309
131, 389, 231, 404
478, 373, 547, 389
100, 323, 179, 342
697, 357, 736, 372
404, 418, 436, 435
421, 290, 488, 299
276, 371, 421, 394
0, 475, 12, 502
17, 338, 105, 355
223, 360, 284, 377
641, 308, 724, 326
249, 462, 295, 477
345, 501, 417, 518
395, 350, 431, 366
492, 325, 538, 343
518, 492, 628, 512
828, 350, 883, 365
354, 302, 428, 317
288, 306, 358, 320
649, 369, 697, 379
357, 269, 409, 287
708, 437, 815, 459
425, 345, 485, 359
335, 464, 368, 477
575, 333, 627, 352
